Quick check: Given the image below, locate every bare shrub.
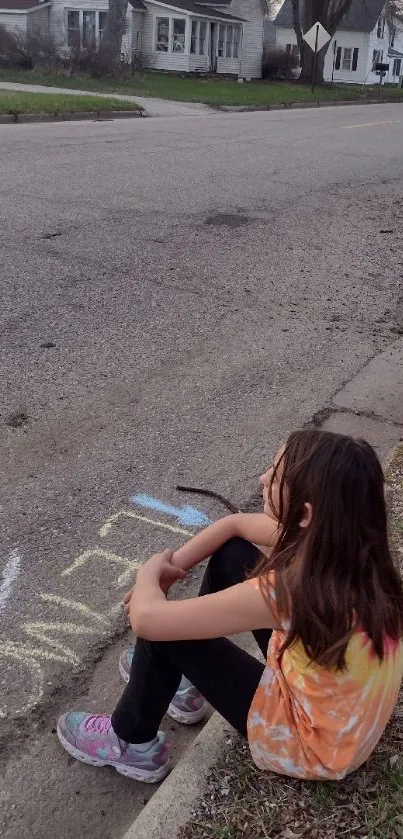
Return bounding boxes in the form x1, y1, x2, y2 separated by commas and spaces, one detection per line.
0, 25, 61, 69
262, 45, 300, 80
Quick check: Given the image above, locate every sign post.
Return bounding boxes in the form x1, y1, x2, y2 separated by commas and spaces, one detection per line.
302, 21, 331, 94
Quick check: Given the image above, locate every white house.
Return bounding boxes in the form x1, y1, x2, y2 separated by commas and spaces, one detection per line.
0, 0, 50, 38
274, 0, 403, 85
0, 0, 266, 78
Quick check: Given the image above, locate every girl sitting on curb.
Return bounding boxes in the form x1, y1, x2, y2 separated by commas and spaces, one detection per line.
57, 429, 403, 783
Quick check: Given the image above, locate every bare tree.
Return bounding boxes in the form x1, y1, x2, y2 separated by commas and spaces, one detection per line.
99, 0, 128, 68
291, 0, 353, 83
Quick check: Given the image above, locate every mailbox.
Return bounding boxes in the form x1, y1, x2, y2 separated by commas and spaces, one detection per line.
375, 62, 390, 72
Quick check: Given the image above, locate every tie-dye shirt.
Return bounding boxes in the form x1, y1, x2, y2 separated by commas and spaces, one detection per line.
246, 573, 403, 781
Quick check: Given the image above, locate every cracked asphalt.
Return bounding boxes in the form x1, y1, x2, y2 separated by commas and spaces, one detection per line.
1, 103, 403, 839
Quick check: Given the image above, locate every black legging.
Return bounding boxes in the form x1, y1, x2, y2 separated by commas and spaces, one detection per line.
111, 538, 272, 743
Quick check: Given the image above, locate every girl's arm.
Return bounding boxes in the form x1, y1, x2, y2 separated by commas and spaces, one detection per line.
130, 552, 279, 641
172, 513, 279, 572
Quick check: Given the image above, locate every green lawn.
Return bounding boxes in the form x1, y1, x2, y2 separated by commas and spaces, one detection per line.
0, 89, 141, 114
1, 68, 403, 106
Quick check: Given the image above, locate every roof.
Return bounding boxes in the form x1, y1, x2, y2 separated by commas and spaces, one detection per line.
147, 0, 245, 19
388, 46, 403, 56
0, 0, 46, 8
129, 0, 147, 8
274, 0, 386, 32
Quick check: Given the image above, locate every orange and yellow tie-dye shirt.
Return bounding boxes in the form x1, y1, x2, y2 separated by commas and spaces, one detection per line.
246, 573, 403, 781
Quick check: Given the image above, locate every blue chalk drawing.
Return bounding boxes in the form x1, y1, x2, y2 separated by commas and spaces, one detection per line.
130, 494, 211, 528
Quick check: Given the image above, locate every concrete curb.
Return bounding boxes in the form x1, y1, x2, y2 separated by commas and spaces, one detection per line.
122, 712, 231, 839
213, 96, 403, 113
0, 109, 145, 125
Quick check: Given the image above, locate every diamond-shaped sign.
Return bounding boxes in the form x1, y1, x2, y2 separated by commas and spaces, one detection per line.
303, 21, 331, 53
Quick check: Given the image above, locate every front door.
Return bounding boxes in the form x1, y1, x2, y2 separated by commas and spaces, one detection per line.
209, 22, 217, 72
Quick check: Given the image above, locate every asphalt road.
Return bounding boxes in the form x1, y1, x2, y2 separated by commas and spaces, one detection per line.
1, 103, 403, 839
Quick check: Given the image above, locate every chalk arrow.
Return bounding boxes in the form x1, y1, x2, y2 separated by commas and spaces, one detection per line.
130, 494, 211, 528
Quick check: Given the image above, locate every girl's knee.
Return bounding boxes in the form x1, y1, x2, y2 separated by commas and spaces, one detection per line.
209, 537, 259, 579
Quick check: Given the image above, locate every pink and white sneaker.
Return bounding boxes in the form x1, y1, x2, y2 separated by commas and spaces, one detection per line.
57, 712, 169, 783
119, 648, 207, 725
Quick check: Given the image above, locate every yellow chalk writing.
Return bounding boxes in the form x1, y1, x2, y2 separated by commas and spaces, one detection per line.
0, 642, 43, 718
99, 510, 193, 539
61, 548, 140, 586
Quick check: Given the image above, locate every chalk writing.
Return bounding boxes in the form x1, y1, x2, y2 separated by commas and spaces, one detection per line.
0, 549, 22, 613
131, 494, 211, 527
2, 491, 210, 720
61, 548, 140, 587
99, 510, 193, 539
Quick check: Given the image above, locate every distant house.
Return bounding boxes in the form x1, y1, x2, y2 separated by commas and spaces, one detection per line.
274, 0, 403, 85
0, 0, 50, 39
0, 0, 266, 78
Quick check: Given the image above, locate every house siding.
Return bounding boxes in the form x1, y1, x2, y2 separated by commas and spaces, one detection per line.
217, 55, 240, 73
188, 52, 209, 71
27, 4, 50, 34
275, 5, 403, 85
221, 0, 263, 78
0, 10, 28, 32
276, 26, 369, 83
139, 4, 190, 69
366, 15, 403, 83
50, 0, 132, 52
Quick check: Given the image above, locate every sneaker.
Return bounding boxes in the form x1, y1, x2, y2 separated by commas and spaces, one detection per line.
57, 712, 169, 783
119, 648, 207, 725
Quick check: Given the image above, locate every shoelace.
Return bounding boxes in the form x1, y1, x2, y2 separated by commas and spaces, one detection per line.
84, 714, 112, 735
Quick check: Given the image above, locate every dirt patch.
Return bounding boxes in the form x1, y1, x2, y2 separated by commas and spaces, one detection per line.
5, 411, 30, 429
204, 214, 250, 229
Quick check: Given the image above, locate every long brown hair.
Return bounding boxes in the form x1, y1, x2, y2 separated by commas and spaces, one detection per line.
256, 429, 403, 669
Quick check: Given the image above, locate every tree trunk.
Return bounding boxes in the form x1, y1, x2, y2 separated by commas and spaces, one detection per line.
100, 0, 128, 67
291, 0, 353, 85
298, 42, 326, 84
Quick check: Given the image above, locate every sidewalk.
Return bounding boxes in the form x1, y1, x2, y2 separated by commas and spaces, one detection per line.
0, 81, 211, 118
123, 336, 403, 839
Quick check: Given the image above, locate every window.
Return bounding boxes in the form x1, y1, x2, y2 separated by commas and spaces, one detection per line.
372, 48, 381, 68
233, 25, 240, 58
390, 26, 396, 48
377, 16, 385, 39
218, 24, 225, 57
199, 20, 206, 55
190, 20, 197, 54
342, 46, 352, 70
335, 46, 358, 71
83, 11, 96, 48
172, 18, 185, 52
226, 24, 233, 58
156, 17, 169, 51
286, 42, 292, 55
393, 57, 402, 76
67, 9, 80, 47
98, 10, 107, 41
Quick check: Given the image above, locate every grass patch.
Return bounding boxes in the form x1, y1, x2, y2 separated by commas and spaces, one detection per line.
179, 444, 403, 839
1, 68, 403, 106
0, 89, 141, 114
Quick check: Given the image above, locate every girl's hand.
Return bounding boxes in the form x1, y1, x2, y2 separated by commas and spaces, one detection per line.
123, 551, 187, 614
123, 585, 135, 617
138, 550, 187, 594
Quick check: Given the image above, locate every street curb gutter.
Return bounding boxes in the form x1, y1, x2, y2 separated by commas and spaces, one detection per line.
213, 96, 403, 113
0, 109, 145, 125
122, 712, 231, 839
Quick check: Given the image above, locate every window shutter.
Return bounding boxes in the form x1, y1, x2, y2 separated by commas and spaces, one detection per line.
352, 47, 359, 71
335, 46, 341, 70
